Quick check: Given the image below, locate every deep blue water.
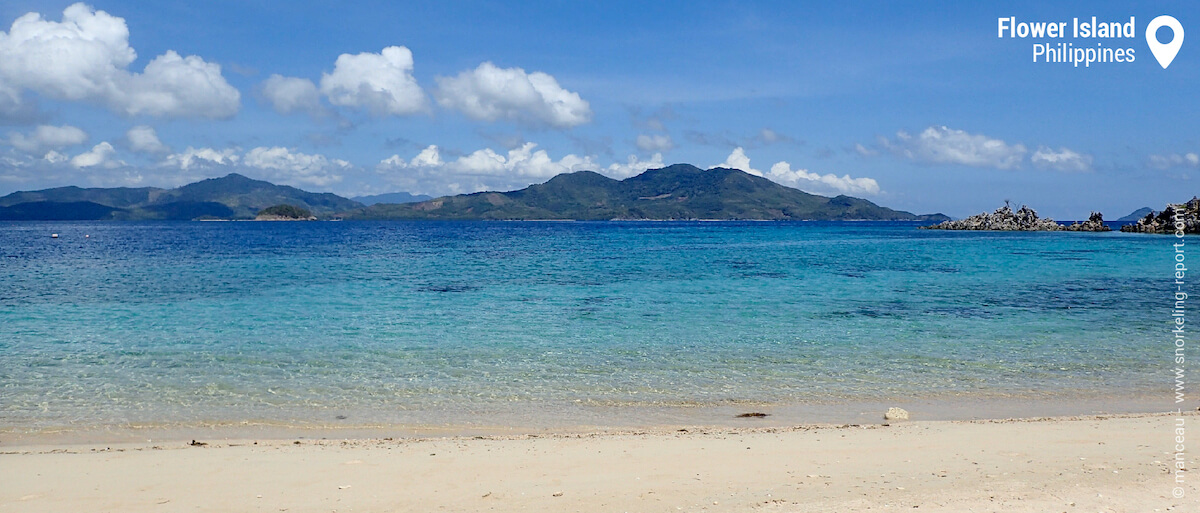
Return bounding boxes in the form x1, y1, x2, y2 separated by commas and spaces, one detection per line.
0, 221, 1170, 431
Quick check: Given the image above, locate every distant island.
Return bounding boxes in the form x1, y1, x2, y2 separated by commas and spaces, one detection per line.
0, 164, 951, 222
1121, 198, 1200, 234
1117, 207, 1154, 222
922, 203, 1109, 232
341, 164, 950, 221
352, 192, 433, 206
0, 174, 363, 220
255, 204, 316, 221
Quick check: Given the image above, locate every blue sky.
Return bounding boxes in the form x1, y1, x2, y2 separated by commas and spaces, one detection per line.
0, 0, 1195, 218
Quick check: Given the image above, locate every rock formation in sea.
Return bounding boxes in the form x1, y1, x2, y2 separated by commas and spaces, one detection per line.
922, 203, 1109, 232
1062, 212, 1110, 232
1120, 197, 1200, 234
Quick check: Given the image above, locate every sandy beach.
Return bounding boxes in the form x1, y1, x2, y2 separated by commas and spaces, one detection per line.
2, 412, 1196, 513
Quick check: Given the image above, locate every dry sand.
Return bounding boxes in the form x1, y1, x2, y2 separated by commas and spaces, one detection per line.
2, 412, 1198, 512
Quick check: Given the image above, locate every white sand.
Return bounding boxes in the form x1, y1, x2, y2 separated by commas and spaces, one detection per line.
2, 412, 1197, 512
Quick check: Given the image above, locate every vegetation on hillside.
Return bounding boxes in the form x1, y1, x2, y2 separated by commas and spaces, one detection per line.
342, 164, 948, 221
256, 204, 314, 219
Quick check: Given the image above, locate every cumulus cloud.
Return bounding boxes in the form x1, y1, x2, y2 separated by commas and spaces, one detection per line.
768, 161, 880, 195
162, 146, 238, 170
262, 74, 323, 116
1149, 152, 1200, 169
70, 141, 123, 168
435, 62, 591, 128
379, 144, 444, 169
243, 146, 350, 187
879, 126, 1027, 169
605, 153, 665, 178
712, 147, 881, 196
0, 3, 240, 118
126, 125, 168, 154
714, 147, 765, 176
447, 142, 596, 178
43, 150, 68, 164
7, 124, 88, 152
0, 81, 29, 120
377, 142, 604, 194
635, 134, 673, 152
117, 51, 240, 117
1031, 146, 1092, 172
319, 46, 427, 116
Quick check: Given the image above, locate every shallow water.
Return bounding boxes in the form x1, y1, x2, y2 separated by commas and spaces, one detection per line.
0, 221, 1171, 434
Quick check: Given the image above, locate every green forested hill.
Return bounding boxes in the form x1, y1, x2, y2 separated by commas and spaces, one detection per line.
0, 174, 363, 220
343, 164, 948, 221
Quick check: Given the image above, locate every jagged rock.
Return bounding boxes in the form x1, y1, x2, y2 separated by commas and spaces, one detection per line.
884, 407, 909, 421
1063, 212, 1110, 232
1121, 197, 1200, 234
921, 204, 1108, 231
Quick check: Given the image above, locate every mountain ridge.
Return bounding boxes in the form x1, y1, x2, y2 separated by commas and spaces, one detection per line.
0, 166, 950, 222
352, 192, 433, 205
343, 164, 949, 221
0, 174, 362, 220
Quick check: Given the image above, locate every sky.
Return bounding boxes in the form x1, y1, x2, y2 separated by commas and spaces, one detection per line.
0, 0, 1196, 219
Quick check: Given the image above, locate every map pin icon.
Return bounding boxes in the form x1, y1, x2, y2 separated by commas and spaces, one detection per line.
1146, 15, 1184, 69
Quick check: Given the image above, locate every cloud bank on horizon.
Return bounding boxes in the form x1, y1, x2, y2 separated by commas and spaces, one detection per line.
0, 1, 1194, 217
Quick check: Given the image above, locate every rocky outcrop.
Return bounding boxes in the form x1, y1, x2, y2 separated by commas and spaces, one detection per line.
922, 204, 1109, 232
1062, 212, 1110, 232
1121, 197, 1200, 234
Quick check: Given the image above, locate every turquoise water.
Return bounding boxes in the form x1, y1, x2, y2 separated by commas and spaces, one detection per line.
0, 221, 1169, 432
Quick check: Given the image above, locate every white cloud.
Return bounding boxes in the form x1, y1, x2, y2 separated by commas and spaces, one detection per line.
768, 161, 880, 195
379, 145, 444, 169
1149, 152, 1200, 169
0, 4, 133, 101
636, 134, 673, 152
713, 147, 764, 176
7, 124, 88, 152
244, 146, 350, 187
435, 62, 591, 128
262, 74, 322, 116
376, 142, 603, 194
1031, 146, 1092, 172
70, 141, 123, 168
43, 150, 67, 164
605, 153, 665, 178
319, 46, 427, 116
880, 126, 1027, 169
0, 81, 27, 120
163, 146, 238, 170
126, 125, 168, 154
713, 147, 881, 196
118, 51, 240, 117
0, 3, 240, 118
448, 142, 596, 178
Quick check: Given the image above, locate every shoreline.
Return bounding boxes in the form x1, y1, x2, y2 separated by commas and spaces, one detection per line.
0, 393, 1169, 447
3, 411, 1195, 512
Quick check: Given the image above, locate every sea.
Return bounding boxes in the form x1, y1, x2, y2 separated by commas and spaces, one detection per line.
0, 220, 1173, 440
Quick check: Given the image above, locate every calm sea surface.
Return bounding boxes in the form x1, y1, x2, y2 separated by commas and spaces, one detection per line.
0, 221, 1171, 434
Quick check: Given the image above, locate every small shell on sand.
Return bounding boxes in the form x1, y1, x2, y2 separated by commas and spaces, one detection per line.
884, 407, 910, 421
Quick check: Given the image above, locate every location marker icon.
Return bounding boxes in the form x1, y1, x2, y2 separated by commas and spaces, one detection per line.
1146, 15, 1184, 69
